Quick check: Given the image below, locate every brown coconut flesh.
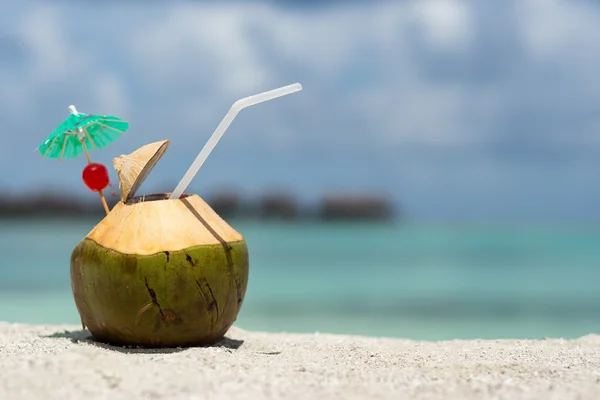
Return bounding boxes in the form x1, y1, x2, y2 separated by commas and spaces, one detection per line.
70, 142, 249, 348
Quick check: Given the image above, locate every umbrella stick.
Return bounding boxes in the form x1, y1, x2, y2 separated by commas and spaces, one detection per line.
97, 192, 110, 215
81, 142, 110, 215
81, 142, 93, 164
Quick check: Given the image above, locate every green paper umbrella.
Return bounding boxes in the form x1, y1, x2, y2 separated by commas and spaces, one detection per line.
37, 105, 129, 162
36, 105, 129, 215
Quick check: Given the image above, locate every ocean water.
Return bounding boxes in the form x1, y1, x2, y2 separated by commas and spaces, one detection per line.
1, 217, 599, 340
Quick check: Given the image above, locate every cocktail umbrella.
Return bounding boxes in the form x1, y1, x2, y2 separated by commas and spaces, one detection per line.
37, 105, 129, 214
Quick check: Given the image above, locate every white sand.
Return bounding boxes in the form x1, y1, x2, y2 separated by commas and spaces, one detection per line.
1, 322, 599, 400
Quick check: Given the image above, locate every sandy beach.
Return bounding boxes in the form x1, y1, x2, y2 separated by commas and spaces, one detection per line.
1, 322, 599, 400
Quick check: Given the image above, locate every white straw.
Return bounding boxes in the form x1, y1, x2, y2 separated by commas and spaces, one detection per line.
169, 83, 303, 200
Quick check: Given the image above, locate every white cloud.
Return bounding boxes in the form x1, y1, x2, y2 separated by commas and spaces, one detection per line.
412, 0, 473, 51
90, 73, 130, 118
16, 4, 90, 84
1, 1, 482, 151
517, 0, 600, 57
2, 0, 600, 217
126, 2, 271, 96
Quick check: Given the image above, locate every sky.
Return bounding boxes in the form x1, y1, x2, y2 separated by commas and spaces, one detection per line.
1, 0, 600, 220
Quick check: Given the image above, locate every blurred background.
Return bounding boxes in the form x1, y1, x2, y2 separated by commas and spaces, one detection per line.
1, 0, 600, 340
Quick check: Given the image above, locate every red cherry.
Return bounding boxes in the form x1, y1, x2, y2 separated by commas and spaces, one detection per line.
82, 163, 110, 192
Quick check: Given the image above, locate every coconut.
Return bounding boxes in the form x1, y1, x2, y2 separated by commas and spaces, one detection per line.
69, 140, 249, 348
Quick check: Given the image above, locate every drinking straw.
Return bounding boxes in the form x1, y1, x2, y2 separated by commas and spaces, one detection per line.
169, 83, 303, 200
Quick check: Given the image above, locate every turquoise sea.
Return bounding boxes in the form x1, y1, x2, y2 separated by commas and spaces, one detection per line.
1, 218, 599, 341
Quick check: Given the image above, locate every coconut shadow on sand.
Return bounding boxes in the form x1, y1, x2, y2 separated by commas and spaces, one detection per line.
41, 193, 246, 354
43, 329, 244, 354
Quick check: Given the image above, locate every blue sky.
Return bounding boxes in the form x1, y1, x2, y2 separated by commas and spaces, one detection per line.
1, 0, 600, 220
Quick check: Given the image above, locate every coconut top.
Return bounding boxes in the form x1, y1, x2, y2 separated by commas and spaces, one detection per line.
113, 140, 170, 203
86, 194, 245, 254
